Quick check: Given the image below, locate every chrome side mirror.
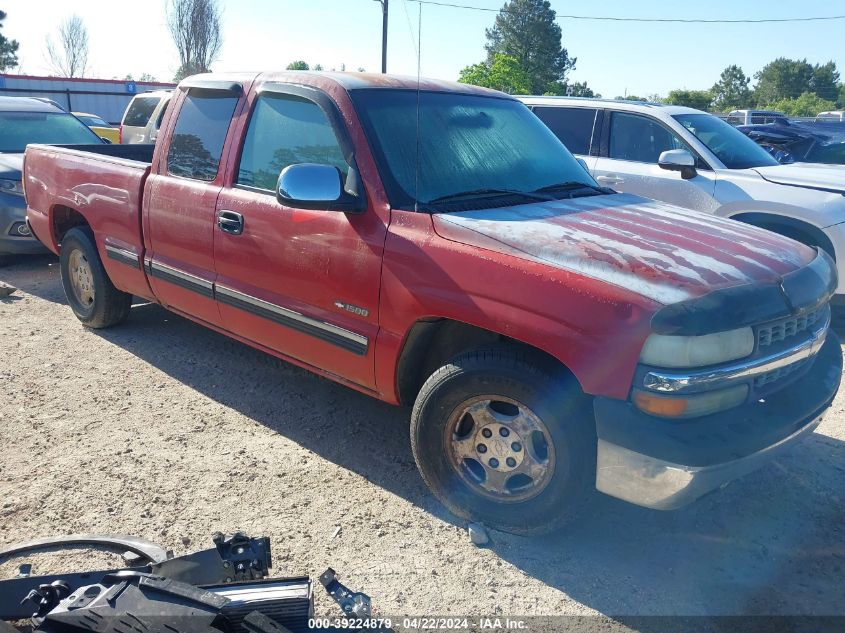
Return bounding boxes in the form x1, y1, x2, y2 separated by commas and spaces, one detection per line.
276, 163, 363, 212
658, 149, 697, 180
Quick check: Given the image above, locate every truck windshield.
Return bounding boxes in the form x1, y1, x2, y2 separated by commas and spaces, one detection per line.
673, 113, 779, 169
0, 111, 102, 152
350, 89, 600, 210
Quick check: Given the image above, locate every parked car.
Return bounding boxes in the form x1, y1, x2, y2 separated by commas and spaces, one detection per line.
523, 96, 845, 301
119, 90, 172, 144
25, 73, 840, 534
738, 118, 845, 165
816, 111, 845, 122
726, 109, 787, 125
73, 112, 120, 144
0, 96, 104, 265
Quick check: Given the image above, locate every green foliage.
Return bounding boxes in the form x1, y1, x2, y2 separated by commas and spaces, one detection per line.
665, 89, 713, 111
313, 64, 324, 71
711, 65, 752, 111
286, 60, 309, 71
484, 0, 575, 94
174, 62, 208, 82
752, 58, 840, 105
809, 61, 841, 102
839, 84, 845, 109
544, 80, 598, 97
770, 92, 836, 117
0, 10, 19, 71
614, 95, 644, 102
459, 53, 532, 94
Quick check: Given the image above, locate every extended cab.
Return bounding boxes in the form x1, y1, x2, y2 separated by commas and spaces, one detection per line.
25, 73, 841, 534
522, 97, 845, 301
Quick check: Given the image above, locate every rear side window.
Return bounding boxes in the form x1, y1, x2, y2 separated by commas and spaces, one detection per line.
609, 112, 686, 163
532, 106, 597, 155
237, 93, 347, 191
167, 90, 239, 181
122, 97, 159, 126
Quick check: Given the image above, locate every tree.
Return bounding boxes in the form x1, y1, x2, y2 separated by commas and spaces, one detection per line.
810, 61, 840, 103
484, 0, 575, 94
167, 0, 222, 81
771, 92, 836, 117
286, 60, 309, 70
615, 95, 644, 102
459, 53, 532, 94
45, 15, 89, 77
665, 89, 712, 111
754, 58, 814, 105
543, 80, 598, 97
711, 65, 752, 111
313, 64, 324, 71
0, 10, 19, 71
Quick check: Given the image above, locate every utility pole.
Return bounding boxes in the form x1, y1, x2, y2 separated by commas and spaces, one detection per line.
374, 0, 388, 73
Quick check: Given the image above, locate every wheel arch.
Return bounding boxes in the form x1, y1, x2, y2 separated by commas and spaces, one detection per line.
51, 205, 92, 251
729, 211, 836, 260
395, 317, 581, 406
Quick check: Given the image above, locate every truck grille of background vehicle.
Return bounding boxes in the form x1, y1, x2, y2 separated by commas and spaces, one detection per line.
757, 305, 828, 348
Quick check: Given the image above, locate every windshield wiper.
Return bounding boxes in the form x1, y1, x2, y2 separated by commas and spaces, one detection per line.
533, 181, 612, 196
426, 188, 552, 205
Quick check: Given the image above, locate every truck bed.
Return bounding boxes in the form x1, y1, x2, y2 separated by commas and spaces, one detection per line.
24, 142, 155, 299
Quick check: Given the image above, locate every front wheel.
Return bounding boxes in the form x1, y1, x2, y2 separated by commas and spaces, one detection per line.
60, 227, 132, 328
410, 347, 596, 535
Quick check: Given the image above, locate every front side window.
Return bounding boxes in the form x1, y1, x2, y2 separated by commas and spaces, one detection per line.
167, 90, 238, 181
237, 93, 347, 191
673, 113, 779, 169
532, 106, 597, 155
0, 111, 102, 152
609, 112, 686, 163
351, 89, 597, 209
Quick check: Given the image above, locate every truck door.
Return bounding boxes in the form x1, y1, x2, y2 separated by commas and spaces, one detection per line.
592, 111, 717, 212
212, 86, 387, 389
144, 83, 242, 326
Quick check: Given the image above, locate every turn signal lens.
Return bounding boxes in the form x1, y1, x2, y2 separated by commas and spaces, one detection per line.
633, 384, 749, 419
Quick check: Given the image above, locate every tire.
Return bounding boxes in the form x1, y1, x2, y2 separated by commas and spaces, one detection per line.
60, 227, 132, 328
410, 346, 596, 535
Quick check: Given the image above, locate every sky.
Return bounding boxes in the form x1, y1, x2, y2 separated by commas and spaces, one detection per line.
3, 0, 844, 98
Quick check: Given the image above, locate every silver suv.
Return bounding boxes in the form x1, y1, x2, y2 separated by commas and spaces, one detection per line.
120, 90, 172, 144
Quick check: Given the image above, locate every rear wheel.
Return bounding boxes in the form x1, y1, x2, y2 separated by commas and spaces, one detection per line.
410, 347, 596, 535
60, 227, 132, 328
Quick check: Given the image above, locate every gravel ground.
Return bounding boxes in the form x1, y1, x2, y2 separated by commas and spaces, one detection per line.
1, 255, 844, 627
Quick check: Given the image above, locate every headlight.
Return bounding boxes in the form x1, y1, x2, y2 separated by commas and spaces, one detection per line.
640, 327, 754, 368
0, 178, 24, 197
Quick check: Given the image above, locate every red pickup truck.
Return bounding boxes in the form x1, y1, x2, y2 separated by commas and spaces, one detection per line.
24, 72, 841, 534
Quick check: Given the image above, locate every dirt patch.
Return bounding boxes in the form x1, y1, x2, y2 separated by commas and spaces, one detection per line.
1, 255, 844, 623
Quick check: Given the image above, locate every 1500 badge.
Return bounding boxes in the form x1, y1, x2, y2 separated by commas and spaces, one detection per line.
334, 301, 369, 317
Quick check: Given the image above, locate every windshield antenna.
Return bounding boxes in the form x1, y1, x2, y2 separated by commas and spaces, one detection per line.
413, 1, 422, 212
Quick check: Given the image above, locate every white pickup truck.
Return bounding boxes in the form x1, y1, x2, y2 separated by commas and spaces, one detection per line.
521, 97, 845, 300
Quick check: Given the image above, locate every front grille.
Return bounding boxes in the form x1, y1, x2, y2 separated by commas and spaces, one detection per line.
754, 357, 812, 389
757, 306, 828, 348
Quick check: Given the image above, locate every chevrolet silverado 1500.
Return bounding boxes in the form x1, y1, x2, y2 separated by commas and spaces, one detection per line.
24, 72, 842, 534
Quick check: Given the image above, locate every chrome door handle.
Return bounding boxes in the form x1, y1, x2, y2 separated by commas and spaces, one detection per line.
217, 210, 244, 235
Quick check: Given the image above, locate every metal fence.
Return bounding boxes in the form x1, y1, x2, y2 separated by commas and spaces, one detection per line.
0, 74, 176, 124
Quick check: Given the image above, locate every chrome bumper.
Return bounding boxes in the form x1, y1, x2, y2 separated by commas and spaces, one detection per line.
595, 414, 822, 510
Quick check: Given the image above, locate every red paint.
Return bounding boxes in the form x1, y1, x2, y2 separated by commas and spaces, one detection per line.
22, 72, 815, 406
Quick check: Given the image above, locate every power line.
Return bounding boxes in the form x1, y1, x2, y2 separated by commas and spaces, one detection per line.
411, 1, 845, 24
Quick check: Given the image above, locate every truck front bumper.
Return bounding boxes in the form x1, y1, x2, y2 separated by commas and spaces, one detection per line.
1, 196, 48, 256
593, 331, 842, 510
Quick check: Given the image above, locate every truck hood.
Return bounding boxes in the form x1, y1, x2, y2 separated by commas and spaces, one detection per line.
432, 193, 815, 305
0, 153, 23, 179
752, 163, 845, 194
